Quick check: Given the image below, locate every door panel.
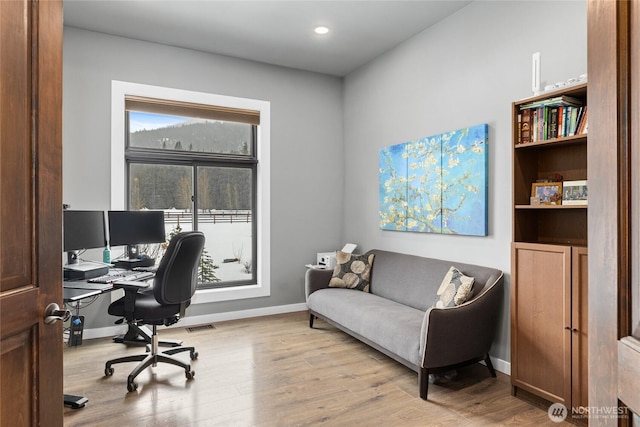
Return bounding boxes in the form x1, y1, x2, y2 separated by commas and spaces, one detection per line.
0, 0, 63, 425
511, 242, 572, 406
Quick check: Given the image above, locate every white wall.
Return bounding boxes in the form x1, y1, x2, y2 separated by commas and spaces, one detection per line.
342, 0, 587, 363
63, 27, 344, 327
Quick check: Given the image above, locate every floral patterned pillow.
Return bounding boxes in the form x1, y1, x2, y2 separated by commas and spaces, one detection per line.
328, 251, 375, 292
433, 266, 475, 308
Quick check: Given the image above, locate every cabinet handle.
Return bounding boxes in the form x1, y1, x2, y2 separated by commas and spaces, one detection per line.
564, 326, 571, 330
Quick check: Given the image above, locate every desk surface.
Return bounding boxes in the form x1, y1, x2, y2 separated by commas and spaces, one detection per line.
63, 268, 154, 302
63, 287, 103, 302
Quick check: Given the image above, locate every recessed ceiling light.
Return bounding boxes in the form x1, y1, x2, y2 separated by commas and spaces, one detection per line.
314, 26, 330, 35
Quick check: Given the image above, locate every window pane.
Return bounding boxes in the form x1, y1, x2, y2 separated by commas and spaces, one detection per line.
129, 163, 193, 211
128, 111, 253, 156
130, 162, 194, 238
129, 163, 194, 273
197, 166, 254, 285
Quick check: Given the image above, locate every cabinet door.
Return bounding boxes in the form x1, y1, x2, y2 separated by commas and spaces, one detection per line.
571, 247, 588, 413
511, 242, 572, 405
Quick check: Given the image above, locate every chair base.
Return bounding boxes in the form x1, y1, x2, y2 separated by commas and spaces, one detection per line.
105, 325, 197, 392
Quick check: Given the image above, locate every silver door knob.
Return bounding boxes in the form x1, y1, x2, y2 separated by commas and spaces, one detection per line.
44, 303, 70, 324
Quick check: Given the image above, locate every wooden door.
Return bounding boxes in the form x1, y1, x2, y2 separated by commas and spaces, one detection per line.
0, 0, 64, 425
511, 242, 572, 406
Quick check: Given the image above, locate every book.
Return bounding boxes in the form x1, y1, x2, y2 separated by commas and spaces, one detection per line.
521, 108, 532, 143
519, 95, 583, 110
557, 106, 564, 137
548, 107, 558, 138
568, 107, 579, 136
577, 107, 588, 134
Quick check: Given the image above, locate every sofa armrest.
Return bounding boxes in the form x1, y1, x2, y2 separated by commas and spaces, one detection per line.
305, 268, 333, 300
420, 272, 504, 368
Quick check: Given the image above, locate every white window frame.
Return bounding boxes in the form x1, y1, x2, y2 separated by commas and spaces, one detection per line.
111, 81, 270, 303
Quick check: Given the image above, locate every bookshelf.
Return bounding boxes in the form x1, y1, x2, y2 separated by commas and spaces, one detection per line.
510, 83, 589, 418
512, 83, 588, 245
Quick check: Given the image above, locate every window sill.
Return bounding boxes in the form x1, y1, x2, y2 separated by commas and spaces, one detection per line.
191, 283, 270, 304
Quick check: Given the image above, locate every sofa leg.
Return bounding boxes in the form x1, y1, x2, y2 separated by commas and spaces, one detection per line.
309, 313, 315, 328
419, 367, 429, 400
485, 354, 497, 377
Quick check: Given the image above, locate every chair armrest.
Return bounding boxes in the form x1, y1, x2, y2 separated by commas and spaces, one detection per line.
112, 281, 151, 320
112, 280, 151, 291
420, 273, 504, 368
305, 268, 333, 299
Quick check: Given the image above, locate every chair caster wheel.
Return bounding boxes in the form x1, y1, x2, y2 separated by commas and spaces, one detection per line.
127, 381, 138, 392
105, 367, 114, 376
190, 351, 198, 360
186, 370, 195, 380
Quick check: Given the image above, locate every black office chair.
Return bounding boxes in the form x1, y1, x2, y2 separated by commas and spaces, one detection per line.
104, 231, 205, 392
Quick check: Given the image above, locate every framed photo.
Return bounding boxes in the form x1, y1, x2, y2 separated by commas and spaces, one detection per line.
531, 182, 563, 205
562, 180, 588, 205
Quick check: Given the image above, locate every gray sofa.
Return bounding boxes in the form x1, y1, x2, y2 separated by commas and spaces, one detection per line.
305, 249, 504, 400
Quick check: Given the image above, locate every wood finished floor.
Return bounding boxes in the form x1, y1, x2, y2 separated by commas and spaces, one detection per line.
63, 311, 567, 426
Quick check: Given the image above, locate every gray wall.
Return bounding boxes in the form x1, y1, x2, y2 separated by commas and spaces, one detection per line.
63, 27, 344, 327
342, 0, 587, 363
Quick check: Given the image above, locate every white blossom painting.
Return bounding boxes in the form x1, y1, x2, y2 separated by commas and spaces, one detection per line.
379, 124, 488, 236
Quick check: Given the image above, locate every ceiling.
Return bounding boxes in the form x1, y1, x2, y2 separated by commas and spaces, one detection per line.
63, 1, 472, 77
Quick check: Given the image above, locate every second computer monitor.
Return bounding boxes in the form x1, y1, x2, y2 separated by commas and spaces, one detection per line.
108, 210, 166, 259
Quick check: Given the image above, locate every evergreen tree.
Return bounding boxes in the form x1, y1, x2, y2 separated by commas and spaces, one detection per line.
198, 249, 220, 283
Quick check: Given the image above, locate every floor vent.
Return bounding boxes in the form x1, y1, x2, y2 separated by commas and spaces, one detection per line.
186, 324, 215, 333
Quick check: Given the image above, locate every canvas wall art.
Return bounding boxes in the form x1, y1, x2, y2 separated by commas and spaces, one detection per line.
379, 124, 488, 236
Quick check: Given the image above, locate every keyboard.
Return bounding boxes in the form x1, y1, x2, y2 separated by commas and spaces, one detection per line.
88, 271, 155, 284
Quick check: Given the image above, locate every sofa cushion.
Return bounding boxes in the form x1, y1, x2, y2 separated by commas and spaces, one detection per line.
329, 251, 374, 292
433, 266, 475, 308
307, 288, 424, 366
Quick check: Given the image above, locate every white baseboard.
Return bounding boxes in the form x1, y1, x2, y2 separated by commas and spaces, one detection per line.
82, 302, 308, 340
492, 356, 510, 376
480, 356, 511, 376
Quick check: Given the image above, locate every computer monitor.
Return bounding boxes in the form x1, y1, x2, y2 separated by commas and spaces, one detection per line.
63, 210, 107, 265
108, 210, 166, 259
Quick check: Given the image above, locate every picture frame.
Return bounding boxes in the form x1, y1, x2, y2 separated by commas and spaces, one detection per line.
562, 180, 588, 205
531, 182, 563, 205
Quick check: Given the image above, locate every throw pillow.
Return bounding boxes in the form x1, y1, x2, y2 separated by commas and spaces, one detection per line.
328, 251, 375, 292
433, 266, 475, 308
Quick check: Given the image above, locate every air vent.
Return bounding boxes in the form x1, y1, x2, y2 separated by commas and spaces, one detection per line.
186, 324, 215, 333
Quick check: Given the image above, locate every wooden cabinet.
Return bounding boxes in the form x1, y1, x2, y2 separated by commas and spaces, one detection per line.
511, 244, 588, 409
510, 84, 588, 418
